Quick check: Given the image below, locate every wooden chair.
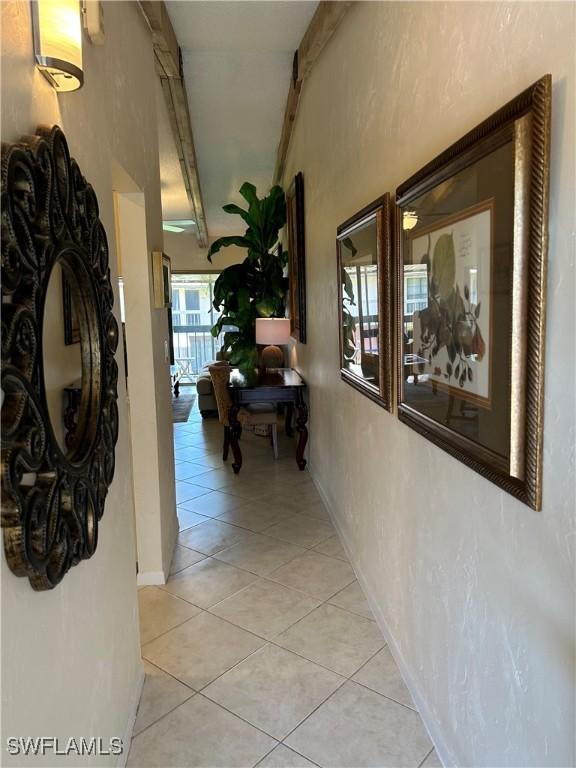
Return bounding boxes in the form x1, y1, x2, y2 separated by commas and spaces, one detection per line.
208, 364, 279, 461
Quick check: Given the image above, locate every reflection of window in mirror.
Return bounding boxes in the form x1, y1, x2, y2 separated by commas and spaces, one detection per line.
404, 266, 428, 316
337, 194, 392, 410
468, 267, 478, 304
340, 219, 379, 387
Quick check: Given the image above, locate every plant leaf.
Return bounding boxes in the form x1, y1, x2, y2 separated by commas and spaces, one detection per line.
432, 233, 456, 300
208, 236, 252, 263
341, 237, 358, 258
222, 203, 250, 225
239, 182, 258, 206
342, 269, 355, 303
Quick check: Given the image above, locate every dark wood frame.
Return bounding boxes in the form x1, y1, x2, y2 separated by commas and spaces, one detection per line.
286, 172, 307, 343
337, 194, 393, 411
395, 75, 551, 510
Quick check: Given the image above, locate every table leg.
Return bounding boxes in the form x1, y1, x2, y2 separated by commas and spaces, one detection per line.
285, 403, 294, 437
295, 390, 308, 470
229, 404, 243, 474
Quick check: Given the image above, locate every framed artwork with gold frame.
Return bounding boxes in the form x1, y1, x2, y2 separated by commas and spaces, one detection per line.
337, 194, 393, 410
395, 75, 551, 509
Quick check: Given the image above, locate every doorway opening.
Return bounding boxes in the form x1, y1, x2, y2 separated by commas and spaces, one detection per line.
113, 184, 175, 584
170, 273, 224, 385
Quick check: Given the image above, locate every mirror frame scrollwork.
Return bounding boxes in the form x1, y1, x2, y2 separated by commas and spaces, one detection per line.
1, 125, 119, 590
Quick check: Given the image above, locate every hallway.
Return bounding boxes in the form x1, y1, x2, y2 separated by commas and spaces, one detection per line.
131, 403, 440, 767
1, 2, 573, 765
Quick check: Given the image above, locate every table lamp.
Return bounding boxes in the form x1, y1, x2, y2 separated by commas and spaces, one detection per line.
256, 318, 291, 371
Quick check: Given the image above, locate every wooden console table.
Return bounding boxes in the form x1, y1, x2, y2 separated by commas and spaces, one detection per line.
228, 367, 308, 474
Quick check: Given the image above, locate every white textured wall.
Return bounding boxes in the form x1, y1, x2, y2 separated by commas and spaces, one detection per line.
283, 3, 575, 767
1, 1, 177, 762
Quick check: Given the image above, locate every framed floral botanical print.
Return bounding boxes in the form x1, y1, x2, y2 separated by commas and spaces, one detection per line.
286, 172, 306, 343
395, 75, 551, 509
337, 194, 393, 410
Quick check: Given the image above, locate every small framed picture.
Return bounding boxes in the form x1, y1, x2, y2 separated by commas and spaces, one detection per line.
395, 75, 551, 509
286, 172, 307, 343
152, 251, 172, 308
337, 194, 393, 410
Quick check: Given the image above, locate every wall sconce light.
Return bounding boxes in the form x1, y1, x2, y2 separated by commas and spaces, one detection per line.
402, 211, 418, 231
32, 0, 83, 92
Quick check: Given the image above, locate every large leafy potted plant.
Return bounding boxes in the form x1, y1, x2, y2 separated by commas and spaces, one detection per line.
208, 183, 289, 370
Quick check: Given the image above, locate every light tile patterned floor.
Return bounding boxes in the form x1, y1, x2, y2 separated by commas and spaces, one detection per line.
130, 399, 440, 767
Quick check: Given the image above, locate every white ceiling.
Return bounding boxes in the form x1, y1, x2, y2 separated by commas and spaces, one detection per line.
166, 1, 318, 236
156, 76, 197, 233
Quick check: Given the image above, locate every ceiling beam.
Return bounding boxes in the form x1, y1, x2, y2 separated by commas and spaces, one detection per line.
139, 1, 209, 247
274, 1, 353, 184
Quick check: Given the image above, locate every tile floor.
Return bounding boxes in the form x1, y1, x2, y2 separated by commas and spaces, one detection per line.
130, 398, 440, 768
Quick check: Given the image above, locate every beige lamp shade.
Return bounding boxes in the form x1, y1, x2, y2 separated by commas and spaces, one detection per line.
256, 318, 291, 346
33, 0, 83, 92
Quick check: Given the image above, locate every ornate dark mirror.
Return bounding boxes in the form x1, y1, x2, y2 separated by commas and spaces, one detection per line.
336, 194, 393, 410
1, 126, 119, 590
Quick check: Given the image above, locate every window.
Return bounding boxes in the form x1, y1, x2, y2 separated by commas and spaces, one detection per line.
404, 266, 428, 316
185, 289, 200, 312
170, 274, 221, 380
468, 267, 478, 304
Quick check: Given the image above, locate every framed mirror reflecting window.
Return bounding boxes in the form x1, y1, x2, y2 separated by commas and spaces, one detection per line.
337, 194, 392, 410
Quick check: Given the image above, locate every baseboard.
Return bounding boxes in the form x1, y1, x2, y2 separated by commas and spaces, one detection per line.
136, 570, 166, 586
310, 470, 455, 768
162, 510, 180, 583
117, 663, 145, 767
137, 505, 179, 584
